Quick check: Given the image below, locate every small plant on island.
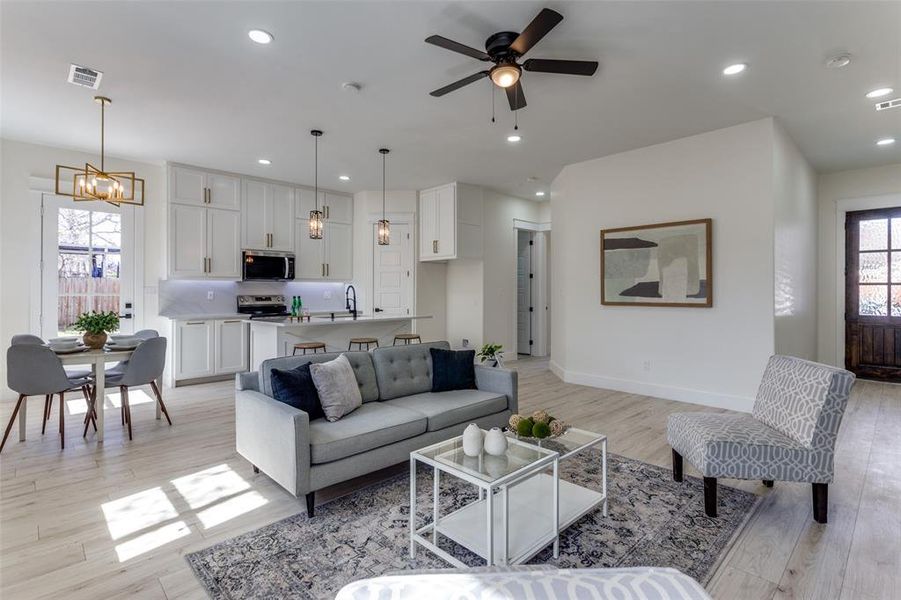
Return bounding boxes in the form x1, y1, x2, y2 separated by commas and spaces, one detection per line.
477, 343, 504, 367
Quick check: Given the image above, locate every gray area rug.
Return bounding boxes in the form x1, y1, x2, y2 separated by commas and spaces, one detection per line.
186, 452, 760, 599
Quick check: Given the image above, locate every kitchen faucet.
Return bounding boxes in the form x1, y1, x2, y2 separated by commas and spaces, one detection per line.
345, 285, 358, 320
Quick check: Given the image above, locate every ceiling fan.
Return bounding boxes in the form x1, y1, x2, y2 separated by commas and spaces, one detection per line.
426, 8, 598, 111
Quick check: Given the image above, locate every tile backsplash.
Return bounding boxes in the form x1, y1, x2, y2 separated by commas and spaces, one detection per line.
159, 280, 348, 316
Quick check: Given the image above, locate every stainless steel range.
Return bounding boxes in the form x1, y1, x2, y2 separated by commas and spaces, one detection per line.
237, 295, 290, 320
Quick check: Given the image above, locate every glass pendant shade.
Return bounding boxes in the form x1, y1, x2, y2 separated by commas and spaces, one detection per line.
378, 148, 390, 245
377, 219, 390, 246
55, 96, 145, 207
309, 209, 324, 239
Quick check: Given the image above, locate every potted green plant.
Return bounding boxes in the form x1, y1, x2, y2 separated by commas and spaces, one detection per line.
477, 343, 504, 368
73, 311, 120, 349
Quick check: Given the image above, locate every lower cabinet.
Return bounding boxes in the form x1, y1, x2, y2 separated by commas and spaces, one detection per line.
174, 318, 248, 382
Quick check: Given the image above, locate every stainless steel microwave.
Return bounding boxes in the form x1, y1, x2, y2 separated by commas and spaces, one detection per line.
242, 250, 295, 281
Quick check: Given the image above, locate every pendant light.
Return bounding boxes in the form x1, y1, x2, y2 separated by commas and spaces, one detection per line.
309, 129, 324, 239
377, 148, 390, 245
55, 96, 145, 206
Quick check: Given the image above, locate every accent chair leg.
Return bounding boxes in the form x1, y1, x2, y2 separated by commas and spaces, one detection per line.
0, 395, 26, 453
306, 492, 315, 518
42, 395, 51, 434
252, 465, 260, 474
672, 449, 683, 482
150, 381, 172, 426
763, 480, 774, 488
58, 392, 65, 450
122, 386, 133, 441
703, 477, 717, 517
812, 483, 828, 524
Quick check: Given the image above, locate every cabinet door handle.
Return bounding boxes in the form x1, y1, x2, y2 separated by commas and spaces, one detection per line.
207, 257, 212, 273
432, 240, 438, 254
223, 320, 242, 324
327, 263, 330, 277
321, 263, 325, 277
186, 321, 205, 325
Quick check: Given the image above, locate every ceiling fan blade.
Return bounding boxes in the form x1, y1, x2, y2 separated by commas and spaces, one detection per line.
523, 58, 598, 76
505, 80, 527, 111
510, 8, 563, 56
430, 71, 489, 97
425, 35, 490, 61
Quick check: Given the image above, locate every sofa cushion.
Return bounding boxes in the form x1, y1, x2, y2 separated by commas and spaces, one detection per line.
259, 351, 379, 402
430, 348, 476, 392
310, 355, 363, 422
372, 341, 450, 401
385, 389, 508, 431
269, 363, 325, 420
309, 403, 427, 464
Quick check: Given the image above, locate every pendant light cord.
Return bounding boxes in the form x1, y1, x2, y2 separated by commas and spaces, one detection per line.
382, 151, 387, 219
314, 134, 318, 210
100, 100, 105, 171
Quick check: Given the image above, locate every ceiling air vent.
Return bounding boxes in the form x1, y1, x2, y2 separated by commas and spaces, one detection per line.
875, 98, 901, 111
67, 64, 103, 89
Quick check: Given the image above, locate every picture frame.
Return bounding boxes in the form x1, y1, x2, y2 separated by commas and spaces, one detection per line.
600, 218, 713, 307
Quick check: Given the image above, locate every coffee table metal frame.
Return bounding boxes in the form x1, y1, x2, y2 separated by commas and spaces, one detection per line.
409, 428, 607, 568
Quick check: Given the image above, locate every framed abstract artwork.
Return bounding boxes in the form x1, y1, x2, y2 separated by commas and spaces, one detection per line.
600, 218, 713, 307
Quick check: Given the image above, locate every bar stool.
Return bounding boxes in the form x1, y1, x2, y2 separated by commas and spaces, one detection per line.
348, 337, 379, 351
393, 333, 422, 345
293, 342, 326, 355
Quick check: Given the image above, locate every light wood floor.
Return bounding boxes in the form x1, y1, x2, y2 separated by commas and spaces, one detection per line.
0, 359, 898, 599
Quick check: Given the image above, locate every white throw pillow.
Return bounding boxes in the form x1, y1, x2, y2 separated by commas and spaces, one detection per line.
309, 354, 363, 422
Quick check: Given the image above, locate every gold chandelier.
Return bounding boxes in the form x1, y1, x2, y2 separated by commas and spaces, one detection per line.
55, 96, 145, 206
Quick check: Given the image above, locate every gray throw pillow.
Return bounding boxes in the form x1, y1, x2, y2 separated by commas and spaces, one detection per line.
309, 354, 363, 422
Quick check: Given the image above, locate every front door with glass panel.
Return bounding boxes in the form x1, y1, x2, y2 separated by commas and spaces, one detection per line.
41, 194, 137, 339
845, 207, 901, 380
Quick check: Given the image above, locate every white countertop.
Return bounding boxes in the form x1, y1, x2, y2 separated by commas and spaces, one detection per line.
250, 314, 432, 328
160, 313, 248, 321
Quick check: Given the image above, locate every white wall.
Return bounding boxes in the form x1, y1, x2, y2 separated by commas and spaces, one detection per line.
446, 259, 483, 348
816, 163, 901, 365
0, 138, 166, 397
550, 119, 778, 411
772, 122, 818, 359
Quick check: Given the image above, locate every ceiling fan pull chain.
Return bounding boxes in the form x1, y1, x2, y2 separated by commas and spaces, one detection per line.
514, 93, 519, 130
491, 83, 496, 123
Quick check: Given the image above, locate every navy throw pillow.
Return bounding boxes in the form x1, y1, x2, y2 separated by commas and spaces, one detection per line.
270, 363, 325, 421
430, 348, 477, 392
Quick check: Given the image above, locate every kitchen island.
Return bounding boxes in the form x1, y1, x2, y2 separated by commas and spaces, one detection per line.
249, 314, 432, 370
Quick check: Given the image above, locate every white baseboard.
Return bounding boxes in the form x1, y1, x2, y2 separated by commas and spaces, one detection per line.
548, 360, 753, 412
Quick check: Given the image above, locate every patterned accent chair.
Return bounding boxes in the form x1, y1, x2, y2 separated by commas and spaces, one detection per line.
667, 355, 855, 523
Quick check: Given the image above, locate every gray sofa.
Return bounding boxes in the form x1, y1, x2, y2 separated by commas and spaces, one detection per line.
235, 341, 517, 517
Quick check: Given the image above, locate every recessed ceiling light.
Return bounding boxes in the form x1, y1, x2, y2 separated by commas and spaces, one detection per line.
248, 29, 273, 44
339, 175, 350, 181
507, 134, 522, 143
867, 87, 894, 99
825, 53, 852, 69
722, 63, 747, 76
535, 191, 545, 197
876, 137, 896, 146
257, 158, 271, 165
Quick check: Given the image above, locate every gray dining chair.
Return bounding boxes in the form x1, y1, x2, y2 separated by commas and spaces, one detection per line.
3, 345, 93, 452
105, 329, 160, 376
84, 336, 170, 440
11, 334, 93, 433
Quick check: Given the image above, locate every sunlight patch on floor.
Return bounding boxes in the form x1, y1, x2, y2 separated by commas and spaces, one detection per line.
101, 487, 178, 540
114, 520, 190, 562
65, 398, 88, 415
171, 464, 251, 510
196, 491, 268, 529
104, 389, 154, 409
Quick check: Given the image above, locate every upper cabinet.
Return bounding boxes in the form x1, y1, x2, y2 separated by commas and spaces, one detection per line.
295, 189, 353, 224
242, 180, 295, 251
294, 188, 353, 280
168, 203, 241, 279
419, 182, 482, 261
170, 166, 240, 210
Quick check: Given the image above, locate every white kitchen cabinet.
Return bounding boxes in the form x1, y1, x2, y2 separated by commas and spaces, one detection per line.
174, 320, 215, 379
214, 319, 249, 374
295, 217, 324, 279
169, 165, 240, 210
323, 192, 353, 223
173, 318, 249, 383
242, 180, 295, 250
325, 222, 353, 280
169, 204, 207, 278
168, 205, 240, 279
419, 182, 483, 261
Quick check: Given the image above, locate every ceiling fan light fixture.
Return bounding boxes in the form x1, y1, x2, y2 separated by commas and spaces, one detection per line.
506, 134, 522, 143
490, 63, 521, 88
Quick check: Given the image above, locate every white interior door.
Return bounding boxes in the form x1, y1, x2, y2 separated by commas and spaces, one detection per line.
517, 231, 532, 355
40, 194, 138, 339
373, 222, 412, 315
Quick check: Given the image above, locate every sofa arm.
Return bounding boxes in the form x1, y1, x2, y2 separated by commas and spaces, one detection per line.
474, 365, 518, 415
235, 389, 311, 496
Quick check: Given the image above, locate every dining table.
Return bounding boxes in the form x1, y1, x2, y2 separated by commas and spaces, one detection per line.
54, 347, 161, 443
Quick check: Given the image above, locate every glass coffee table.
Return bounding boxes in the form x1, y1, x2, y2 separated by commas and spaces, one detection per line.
409, 427, 607, 568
